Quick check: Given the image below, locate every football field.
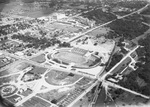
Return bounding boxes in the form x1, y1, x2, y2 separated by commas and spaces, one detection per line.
54, 51, 87, 64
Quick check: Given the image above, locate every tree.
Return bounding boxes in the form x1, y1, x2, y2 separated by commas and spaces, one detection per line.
117, 37, 125, 47
141, 84, 150, 95
59, 42, 70, 47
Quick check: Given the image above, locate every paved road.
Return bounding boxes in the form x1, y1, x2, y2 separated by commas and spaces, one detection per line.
117, 4, 149, 19
100, 46, 139, 81
67, 4, 150, 43
1, 4, 150, 107
67, 20, 116, 43
92, 5, 150, 106
105, 80, 149, 99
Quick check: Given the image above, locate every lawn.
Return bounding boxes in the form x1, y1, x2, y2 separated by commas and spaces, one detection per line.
87, 27, 109, 37
48, 22, 80, 33
45, 70, 82, 86
53, 51, 86, 64
0, 74, 20, 86
31, 54, 46, 63
29, 66, 47, 75
16, 62, 31, 71
0, 69, 11, 77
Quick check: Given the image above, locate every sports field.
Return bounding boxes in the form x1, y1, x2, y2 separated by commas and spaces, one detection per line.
45, 70, 82, 86
47, 22, 81, 33
53, 51, 86, 64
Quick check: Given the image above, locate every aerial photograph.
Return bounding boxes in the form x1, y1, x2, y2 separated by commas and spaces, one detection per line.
0, 0, 150, 107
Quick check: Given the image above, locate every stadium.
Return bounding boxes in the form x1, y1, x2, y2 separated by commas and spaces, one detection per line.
47, 47, 101, 69
45, 47, 106, 78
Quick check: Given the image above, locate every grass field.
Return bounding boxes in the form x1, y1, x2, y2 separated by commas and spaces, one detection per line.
0, 61, 24, 77
31, 54, 46, 63
53, 51, 86, 64
0, 74, 19, 86
16, 62, 31, 71
45, 70, 82, 86
47, 22, 81, 33
29, 66, 47, 75
0, 69, 12, 77
87, 27, 109, 37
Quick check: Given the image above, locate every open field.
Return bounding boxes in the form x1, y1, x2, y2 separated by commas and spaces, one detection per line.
0, 69, 17, 77
15, 62, 32, 71
38, 77, 93, 106
0, 61, 31, 77
45, 69, 82, 86
47, 22, 82, 33
87, 27, 109, 37
27, 66, 47, 75
30, 54, 46, 63
0, 74, 20, 86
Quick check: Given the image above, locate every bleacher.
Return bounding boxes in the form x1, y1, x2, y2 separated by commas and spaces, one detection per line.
76, 77, 92, 86
71, 48, 88, 56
